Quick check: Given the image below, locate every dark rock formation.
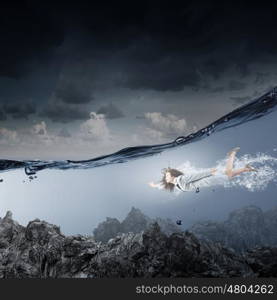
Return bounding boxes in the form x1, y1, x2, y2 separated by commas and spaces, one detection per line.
0, 210, 277, 278
93, 217, 122, 243
94, 205, 277, 253
121, 207, 151, 234
246, 247, 277, 277
264, 207, 277, 245
189, 205, 277, 252
93, 207, 181, 242
154, 217, 182, 236
224, 206, 268, 250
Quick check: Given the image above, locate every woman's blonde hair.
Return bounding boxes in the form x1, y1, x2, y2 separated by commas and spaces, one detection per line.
161, 167, 183, 192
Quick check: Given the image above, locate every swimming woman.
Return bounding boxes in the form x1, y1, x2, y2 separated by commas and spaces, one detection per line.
148, 147, 257, 192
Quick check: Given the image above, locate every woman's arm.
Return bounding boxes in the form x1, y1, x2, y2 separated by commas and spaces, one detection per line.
148, 182, 163, 189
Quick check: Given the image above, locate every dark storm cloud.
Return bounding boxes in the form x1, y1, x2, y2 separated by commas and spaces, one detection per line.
40, 103, 88, 123
117, 59, 201, 91
0, 2, 64, 78
68, 1, 277, 92
2, 1, 277, 93
97, 103, 124, 119
2, 102, 36, 119
208, 86, 225, 93
230, 96, 252, 105
228, 80, 247, 91
254, 72, 271, 86
0, 110, 7, 121
204, 80, 247, 94
55, 82, 93, 104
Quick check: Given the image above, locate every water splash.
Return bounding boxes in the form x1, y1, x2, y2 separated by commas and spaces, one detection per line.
220, 153, 277, 192
175, 152, 277, 193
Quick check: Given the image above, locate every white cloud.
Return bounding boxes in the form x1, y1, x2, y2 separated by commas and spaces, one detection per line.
143, 127, 164, 140
32, 121, 48, 136
0, 128, 19, 145
79, 112, 110, 141
144, 112, 190, 140
0, 112, 197, 160
30, 121, 53, 145
0, 113, 116, 159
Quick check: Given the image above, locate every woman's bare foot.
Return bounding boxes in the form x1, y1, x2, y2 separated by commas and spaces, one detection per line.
245, 164, 258, 172
227, 147, 240, 157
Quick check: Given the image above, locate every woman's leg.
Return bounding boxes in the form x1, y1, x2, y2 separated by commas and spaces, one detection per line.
230, 164, 257, 178
224, 147, 257, 178
225, 147, 240, 178
228, 167, 249, 177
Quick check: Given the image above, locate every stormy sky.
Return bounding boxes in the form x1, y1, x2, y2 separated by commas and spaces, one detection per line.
1, 1, 277, 160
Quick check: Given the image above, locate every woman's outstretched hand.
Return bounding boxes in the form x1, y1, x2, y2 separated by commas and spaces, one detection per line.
148, 182, 157, 188
149, 182, 163, 190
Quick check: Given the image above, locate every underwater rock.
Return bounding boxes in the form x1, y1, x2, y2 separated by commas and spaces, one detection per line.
245, 247, 277, 277
121, 207, 151, 234
154, 217, 182, 235
189, 205, 277, 252
93, 207, 181, 242
94, 205, 277, 253
93, 217, 122, 243
0, 211, 277, 278
264, 207, 277, 245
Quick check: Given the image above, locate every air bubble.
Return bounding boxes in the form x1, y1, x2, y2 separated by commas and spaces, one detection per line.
175, 136, 186, 144
25, 167, 36, 176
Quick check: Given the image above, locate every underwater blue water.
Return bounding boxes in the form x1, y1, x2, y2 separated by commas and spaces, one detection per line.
0, 87, 277, 234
